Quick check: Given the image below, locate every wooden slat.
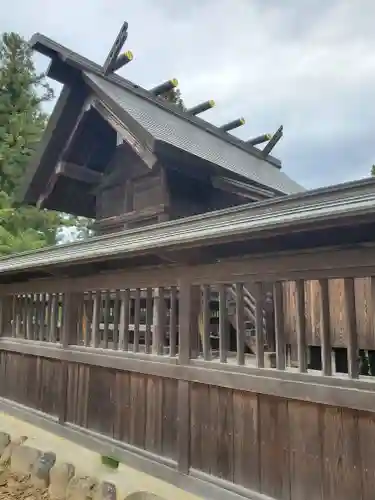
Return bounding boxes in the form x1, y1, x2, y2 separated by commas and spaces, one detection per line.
273, 281, 286, 370
319, 278, 332, 376
154, 287, 165, 356
169, 286, 177, 357
102, 290, 110, 349
202, 285, 211, 361
179, 281, 192, 364
119, 289, 130, 351
145, 287, 153, 354
83, 291, 92, 347
91, 292, 101, 348
295, 279, 307, 373
49, 294, 58, 343
112, 290, 120, 350
133, 288, 141, 353
38, 293, 45, 341
254, 282, 264, 368
235, 283, 245, 366
11, 295, 16, 338
26, 295, 33, 340
218, 285, 228, 363
177, 379, 190, 473
344, 278, 359, 379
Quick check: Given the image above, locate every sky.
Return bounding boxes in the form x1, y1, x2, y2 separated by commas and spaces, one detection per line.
2, 0, 375, 190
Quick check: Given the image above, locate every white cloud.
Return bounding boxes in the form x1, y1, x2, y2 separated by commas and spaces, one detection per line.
2, 0, 375, 189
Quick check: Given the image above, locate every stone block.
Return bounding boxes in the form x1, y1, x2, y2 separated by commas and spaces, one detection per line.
0, 436, 28, 466
93, 481, 117, 500
265, 351, 276, 368
66, 475, 98, 500
31, 450, 56, 489
10, 445, 41, 475
0, 432, 10, 455
49, 462, 75, 500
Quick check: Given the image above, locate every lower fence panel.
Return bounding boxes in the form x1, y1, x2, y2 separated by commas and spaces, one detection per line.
2, 348, 375, 500
65, 363, 179, 461
0, 351, 60, 417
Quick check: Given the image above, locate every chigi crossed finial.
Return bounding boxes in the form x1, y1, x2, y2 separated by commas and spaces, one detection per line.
102, 21, 133, 75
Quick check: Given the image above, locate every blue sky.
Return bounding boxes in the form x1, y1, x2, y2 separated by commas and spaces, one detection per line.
2, 0, 375, 189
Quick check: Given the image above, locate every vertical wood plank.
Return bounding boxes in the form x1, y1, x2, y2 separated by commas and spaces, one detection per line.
259, 395, 290, 499
0, 296, 12, 337
273, 281, 286, 370
49, 294, 58, 343
11, 295, 16, 338
216, 387, 234, 481
133, 288, 141, 353
83, 291, 92, 347
218, 285, 228, 363
38, 293, 46, 341
26, 295, 33, 340
145, 287, 153, 354
235, 283, 245, 366
91, 291, 101, 348
202, 285, 211, 361
177, 379, 190, 473
119, 289, 130, 351
61, 292, 80, 347
45, 294, 52, 342
319, 278, 332, 376
112, 290, 120, 350
343, 278, 359, 379
254, 282, 265, 368
295, 280, 307, 373
153, 287, 165, 355
322, 407, 362, 500
358, 411, 375, 500
145, 376, 163, 455
233, 391, 259, 490
169, 286, 177, 357
102, 290, 110, 349
162, 378, 178, 461
129, 373, 146, 448
179, 281, 192, 364
288, 400, 322, 500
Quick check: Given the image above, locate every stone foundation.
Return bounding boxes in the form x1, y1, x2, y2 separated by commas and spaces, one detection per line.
0, 432, 117, 500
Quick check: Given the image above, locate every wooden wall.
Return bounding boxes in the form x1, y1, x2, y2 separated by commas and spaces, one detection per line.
283, 278, 374, 349
2, 349, 375, 500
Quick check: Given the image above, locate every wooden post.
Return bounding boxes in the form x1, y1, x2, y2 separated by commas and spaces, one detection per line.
0, 295, 12, 337
319, 279, 332, 376
344, 277, 359, 379
59, 292, 81, 425
177, 280, 192, 473
295, 280, 307, 373
273, 281, 286, 370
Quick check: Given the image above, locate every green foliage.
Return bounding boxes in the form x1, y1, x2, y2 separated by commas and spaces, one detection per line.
0, 31, 86, 255
371, 165, 375, 176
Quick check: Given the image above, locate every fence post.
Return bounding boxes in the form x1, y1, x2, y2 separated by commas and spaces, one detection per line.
177, 279, 194, 474
59, 292, 81, 424
0, 295, 12, 337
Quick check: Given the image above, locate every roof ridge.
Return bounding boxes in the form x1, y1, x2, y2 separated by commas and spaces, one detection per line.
30, 33, 282, 168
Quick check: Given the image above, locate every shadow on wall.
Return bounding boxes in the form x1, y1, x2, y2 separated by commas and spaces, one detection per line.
125, 493, 166, 500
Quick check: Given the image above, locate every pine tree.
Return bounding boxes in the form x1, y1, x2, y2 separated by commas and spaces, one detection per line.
0, 32, 76, 254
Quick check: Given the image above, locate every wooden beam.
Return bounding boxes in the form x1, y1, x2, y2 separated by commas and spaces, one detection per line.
56, 162, 102, 185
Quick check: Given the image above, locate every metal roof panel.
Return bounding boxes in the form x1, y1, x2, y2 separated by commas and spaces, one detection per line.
85, 72, 304, 195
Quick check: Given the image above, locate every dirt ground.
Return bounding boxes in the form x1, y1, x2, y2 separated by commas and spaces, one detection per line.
0, 468, 49, 500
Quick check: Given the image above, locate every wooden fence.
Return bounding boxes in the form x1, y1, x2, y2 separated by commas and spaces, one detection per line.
1, 245, 375, 500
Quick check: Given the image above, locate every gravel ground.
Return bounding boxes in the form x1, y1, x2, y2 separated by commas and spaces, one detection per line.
0, 468, 49, 500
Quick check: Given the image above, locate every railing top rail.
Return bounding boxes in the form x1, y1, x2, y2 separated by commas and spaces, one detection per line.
1, 177, 375, 278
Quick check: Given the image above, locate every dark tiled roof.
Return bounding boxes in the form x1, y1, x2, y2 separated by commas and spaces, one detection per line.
85, 72, 304, 194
